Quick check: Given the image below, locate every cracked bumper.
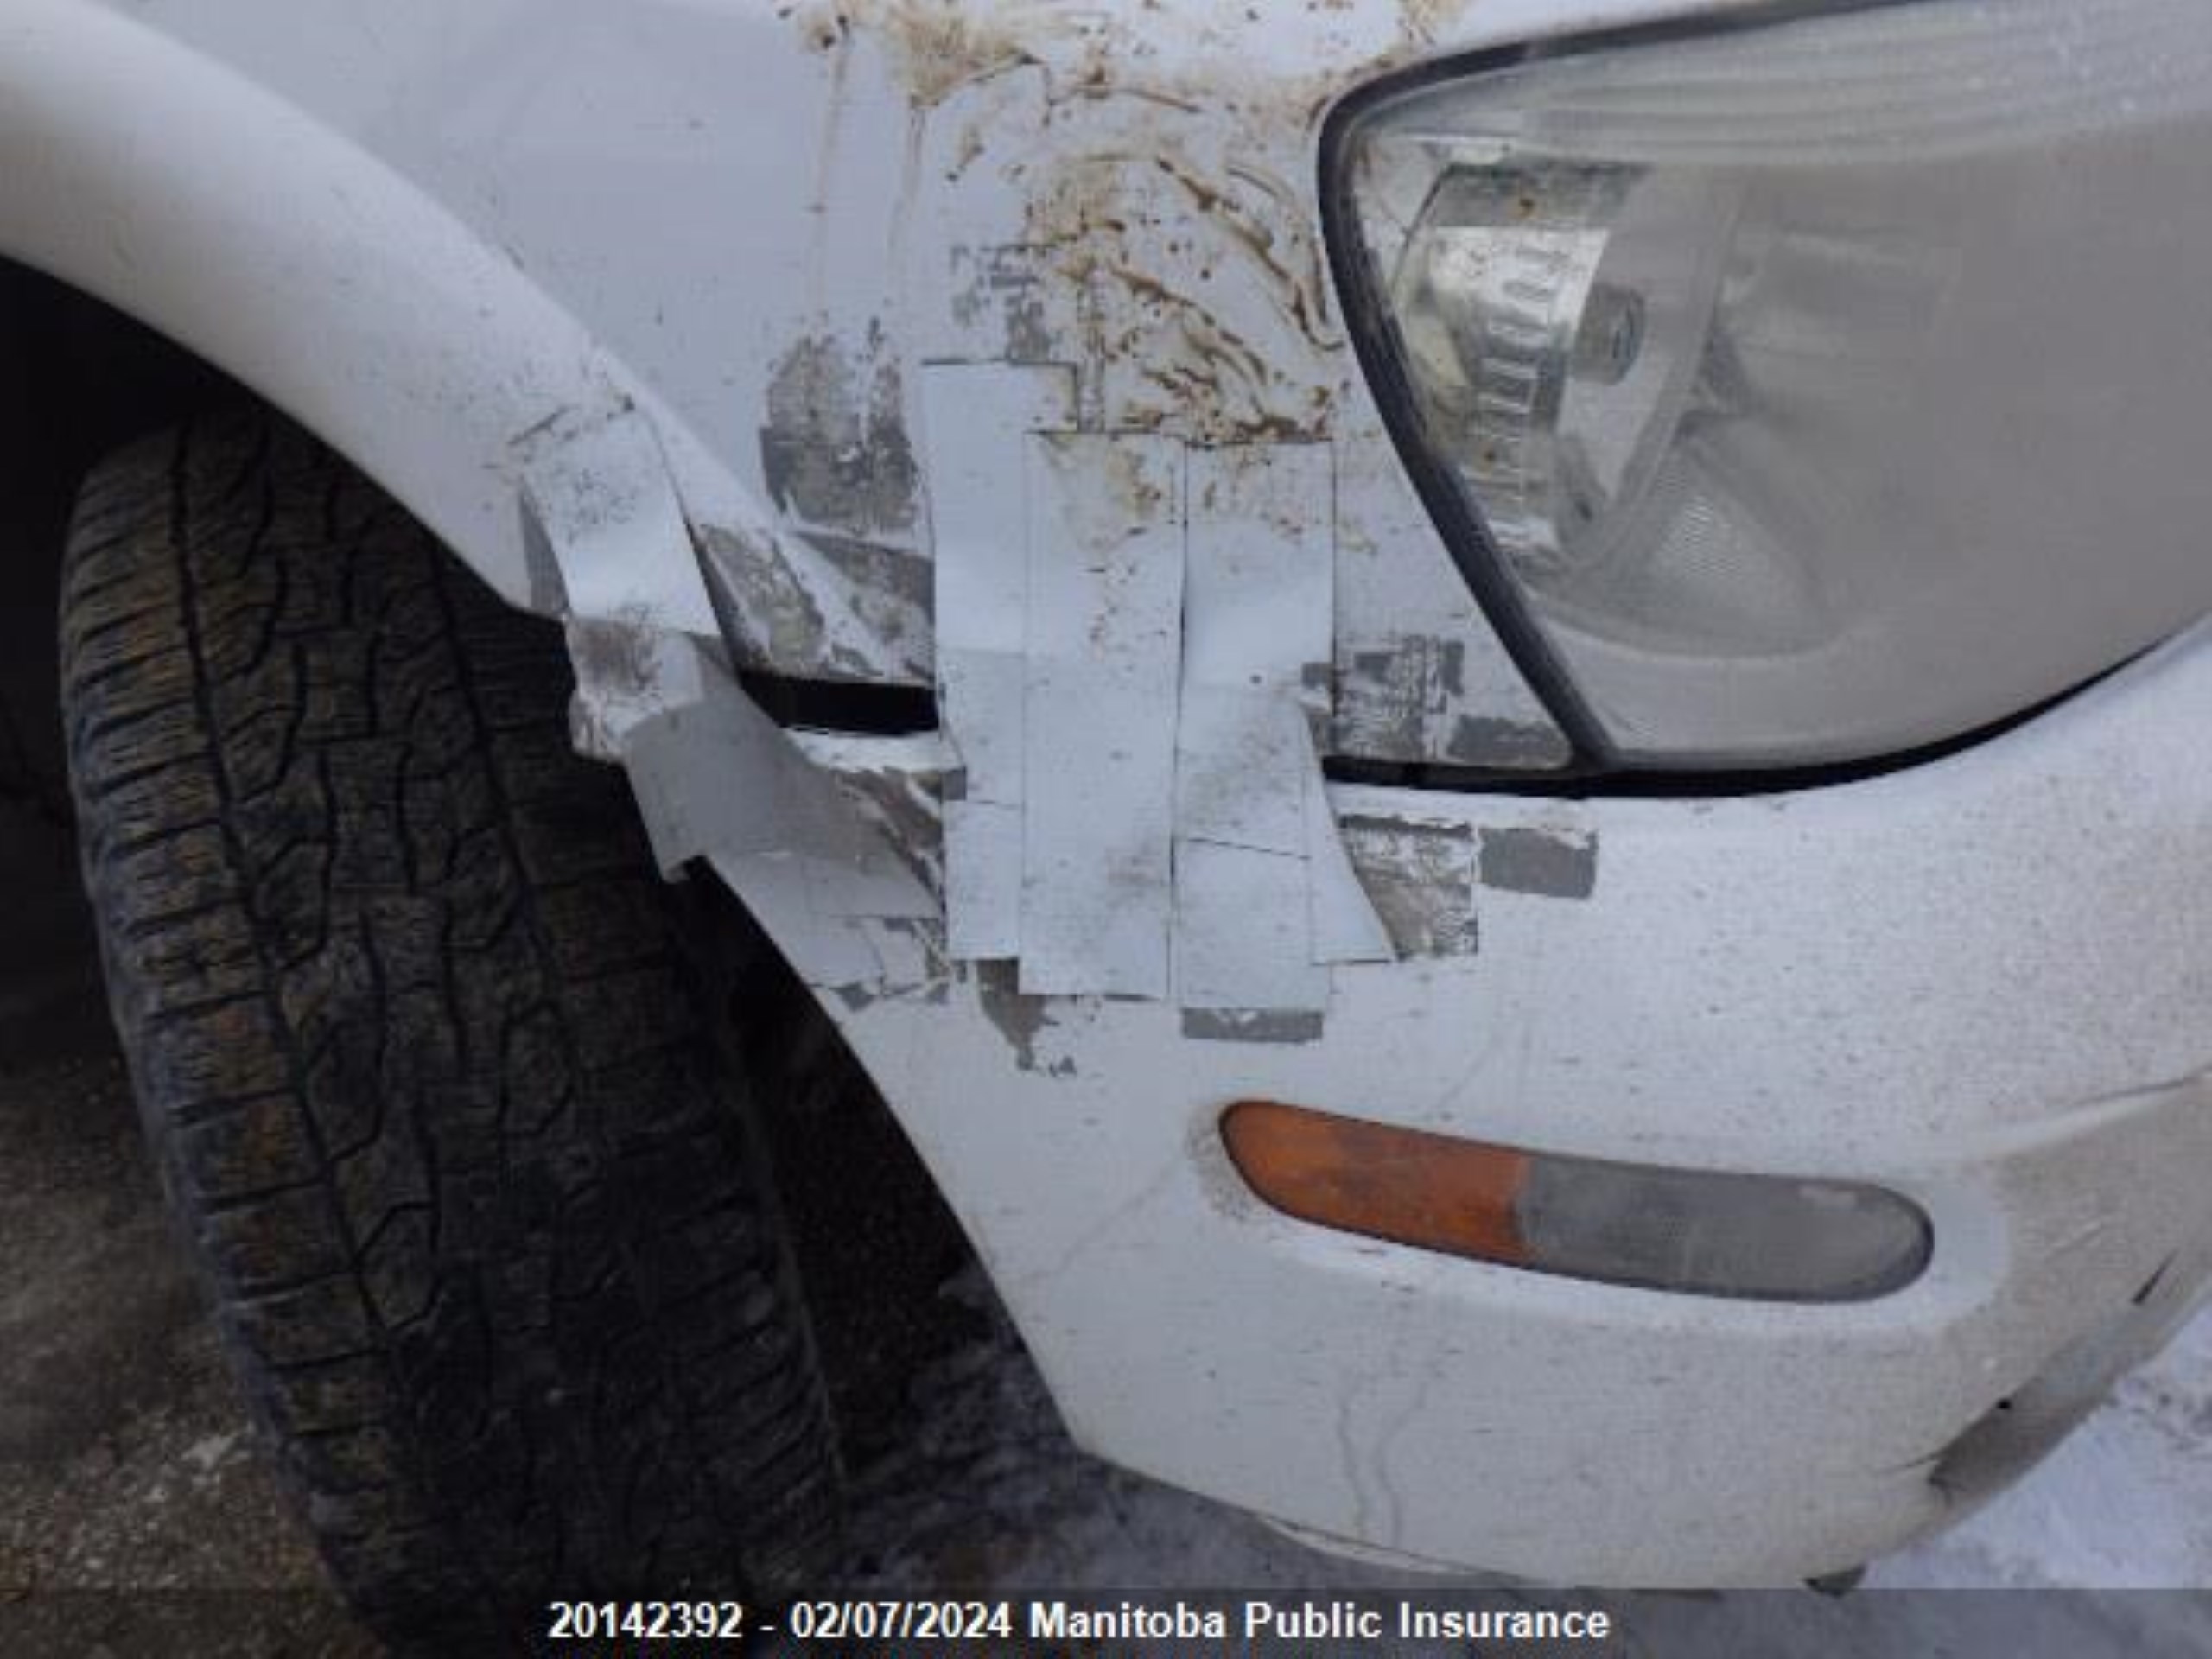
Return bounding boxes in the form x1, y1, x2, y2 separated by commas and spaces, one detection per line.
820, 622, 2212, 1586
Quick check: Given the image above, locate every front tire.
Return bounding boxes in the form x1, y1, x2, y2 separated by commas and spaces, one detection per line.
60, 411, 840, 1649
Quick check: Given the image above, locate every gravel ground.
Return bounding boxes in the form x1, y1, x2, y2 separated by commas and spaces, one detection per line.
3, 805, 2209, 1656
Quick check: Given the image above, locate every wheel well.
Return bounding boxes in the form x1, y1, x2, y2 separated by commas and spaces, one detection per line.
0, 257, 233, 814
0, 275, 984, 1421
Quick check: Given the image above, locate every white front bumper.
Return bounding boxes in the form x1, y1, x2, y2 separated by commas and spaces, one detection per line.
823, 621, 2212, 1586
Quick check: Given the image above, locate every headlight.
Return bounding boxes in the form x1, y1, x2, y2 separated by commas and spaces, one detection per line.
1329, 0, 2212, 767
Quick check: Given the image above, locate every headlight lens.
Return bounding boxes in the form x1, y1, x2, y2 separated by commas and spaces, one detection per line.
1333, 0, 2212, 766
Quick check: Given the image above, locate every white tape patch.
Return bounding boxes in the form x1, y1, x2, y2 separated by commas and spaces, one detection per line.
1173, 444, 1389, 1016
1018, 432, 1186, 999
519, 407, 721, 636
918, 363, 1077, 959
918, 377, 1391, 1025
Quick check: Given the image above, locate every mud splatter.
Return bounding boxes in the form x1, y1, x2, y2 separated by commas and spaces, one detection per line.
789, 1, 1060, 108
1021, 146, 1339, 442
1398, 0, 1474, 46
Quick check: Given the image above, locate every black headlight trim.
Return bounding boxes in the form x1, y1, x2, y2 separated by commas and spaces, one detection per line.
1318, 44, 1618, 771
1316, 0, 1940, 780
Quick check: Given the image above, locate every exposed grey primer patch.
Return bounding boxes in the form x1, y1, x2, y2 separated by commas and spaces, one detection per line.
1180, 1008, 1325, 1046
976, 961, 1077, 1077
1333, 635, 1465, 762
1338, 815, 1480, 958
797, 529, 936, 675
823, 757, 946, 897
799, 528, 933, 617
948, 244, 1058, 362
696, 522, 834, 671
760, 323, 919, 537
563, 613, 718, 764
1448, 715, 1575, 770
566, 612, 658, 693
1332, 639, 1574, 769
1479, 827, 1599, 900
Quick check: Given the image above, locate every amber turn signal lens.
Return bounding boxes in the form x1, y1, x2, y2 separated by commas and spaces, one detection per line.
1221, 1099, 1533, 1267
1219, 1100, 1932, 1303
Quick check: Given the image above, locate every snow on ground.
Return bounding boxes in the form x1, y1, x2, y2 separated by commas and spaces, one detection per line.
838, 1271, 2212, 1655
1872, 1309, 2212, 1590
